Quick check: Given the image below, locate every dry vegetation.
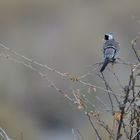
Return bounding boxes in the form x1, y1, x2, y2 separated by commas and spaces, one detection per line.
0, 31, 140, 140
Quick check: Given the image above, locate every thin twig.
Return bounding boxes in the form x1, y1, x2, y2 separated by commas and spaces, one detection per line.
76, 129, 85, 140
72, 128, 79, 140
0, 128, 11, 140
131, 33, 140, 62
116, 77, 131, 140
108, 67, 123, 89
131, 130, 140, 140
86, 113, 102, 140
101, 73, 114, 115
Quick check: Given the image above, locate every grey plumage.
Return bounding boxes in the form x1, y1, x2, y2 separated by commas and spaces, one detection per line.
100, 33, 119, 72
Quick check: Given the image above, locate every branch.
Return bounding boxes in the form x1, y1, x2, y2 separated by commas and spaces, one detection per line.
131, 130, 140, 140
100, 73, 114, 114
116, 80, 131, 140
89, 111, 115, 139
0, 128, 11, 140
86, 112, 102, 140
131, 33, 140, 62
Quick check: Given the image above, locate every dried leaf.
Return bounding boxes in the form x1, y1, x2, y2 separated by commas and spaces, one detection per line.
114, 111, 121, 122
69, 75, 79, 82
92, 87, 97, 92
73, 92, 87, 110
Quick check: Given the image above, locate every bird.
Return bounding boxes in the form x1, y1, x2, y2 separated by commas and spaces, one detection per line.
100, 33, 119, 72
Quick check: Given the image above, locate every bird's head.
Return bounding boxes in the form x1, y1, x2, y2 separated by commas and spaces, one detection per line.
104, 32, 114, 41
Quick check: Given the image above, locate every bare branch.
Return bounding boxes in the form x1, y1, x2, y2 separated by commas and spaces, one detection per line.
86, 112, 102, 140
131, 33, 140, 62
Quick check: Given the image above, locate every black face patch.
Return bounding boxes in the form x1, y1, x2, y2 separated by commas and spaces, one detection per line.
104, 35, 109, 40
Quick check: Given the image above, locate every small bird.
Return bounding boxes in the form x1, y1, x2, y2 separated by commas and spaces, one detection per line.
100, 33, 119, 72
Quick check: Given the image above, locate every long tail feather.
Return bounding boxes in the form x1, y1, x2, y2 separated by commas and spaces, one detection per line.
100, 58, 109, 72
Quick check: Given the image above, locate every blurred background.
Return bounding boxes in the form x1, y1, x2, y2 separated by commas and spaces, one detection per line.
0, 0, 140, 139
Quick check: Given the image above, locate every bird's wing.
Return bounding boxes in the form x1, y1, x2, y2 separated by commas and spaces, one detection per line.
104, 47, 116, 59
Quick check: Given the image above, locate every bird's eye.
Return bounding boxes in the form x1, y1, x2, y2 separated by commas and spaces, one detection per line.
104, 35, 109, 40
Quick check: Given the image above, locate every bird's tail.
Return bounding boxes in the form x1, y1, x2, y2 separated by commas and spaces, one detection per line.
100, 58, 109, 72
